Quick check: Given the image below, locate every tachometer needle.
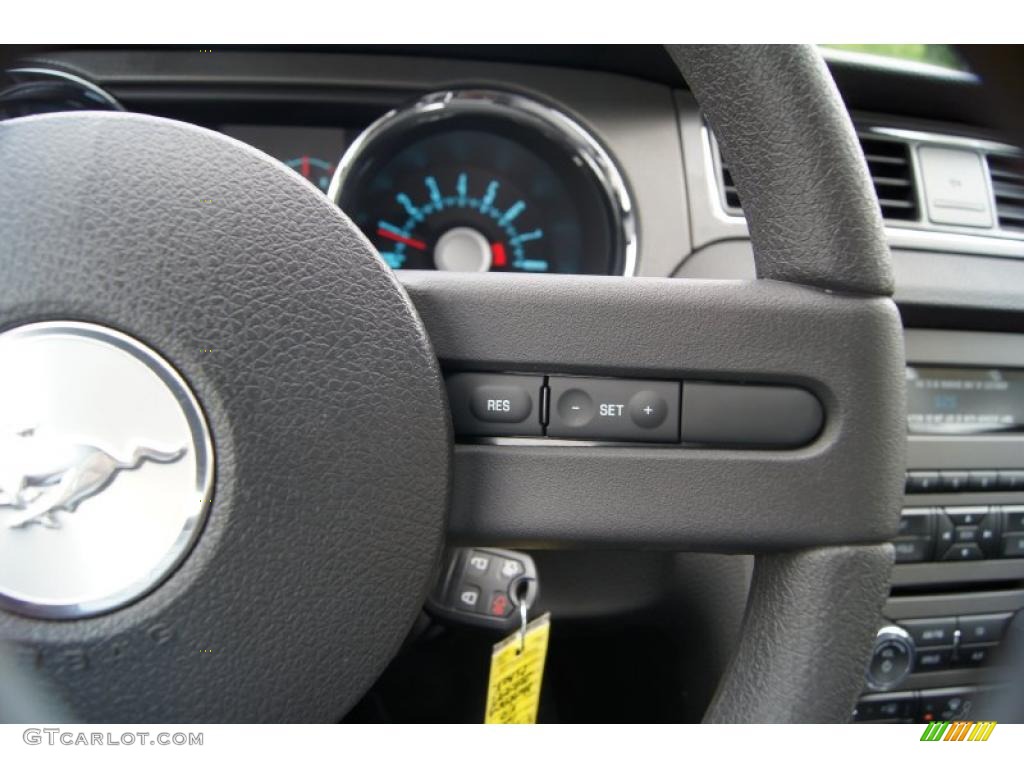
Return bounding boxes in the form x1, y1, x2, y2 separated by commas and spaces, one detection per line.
377, 227, 427, 251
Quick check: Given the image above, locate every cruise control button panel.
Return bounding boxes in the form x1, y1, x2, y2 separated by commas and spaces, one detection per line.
445, 371, 822, 447
547, 377, 679, 442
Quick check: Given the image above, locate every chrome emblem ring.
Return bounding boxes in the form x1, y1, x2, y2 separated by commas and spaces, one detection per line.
0, 322, 213, 618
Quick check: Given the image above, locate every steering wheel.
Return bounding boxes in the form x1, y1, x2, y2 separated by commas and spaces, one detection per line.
0, 45, 904, 723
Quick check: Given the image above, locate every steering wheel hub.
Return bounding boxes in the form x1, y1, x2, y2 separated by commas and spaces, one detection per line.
0, 321, 213, 619
0, 112, 451, 722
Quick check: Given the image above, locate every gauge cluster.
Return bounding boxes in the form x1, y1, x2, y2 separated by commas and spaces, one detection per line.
329, 91, 635, 275
1, 69, 636, 276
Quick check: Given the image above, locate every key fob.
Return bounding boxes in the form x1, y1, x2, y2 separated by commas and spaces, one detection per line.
426, 547, 539, 632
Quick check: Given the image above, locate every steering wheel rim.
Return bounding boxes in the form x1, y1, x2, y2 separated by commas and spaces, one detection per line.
667, 44, 900, 722
0, 44, 903, 723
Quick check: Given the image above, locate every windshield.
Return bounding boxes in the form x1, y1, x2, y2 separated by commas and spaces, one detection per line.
821, 44, 969, 72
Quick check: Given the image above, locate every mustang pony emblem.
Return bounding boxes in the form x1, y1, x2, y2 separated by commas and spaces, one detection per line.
0, 428, 186, 530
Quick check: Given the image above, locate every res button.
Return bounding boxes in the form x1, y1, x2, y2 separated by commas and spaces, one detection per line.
470, 386, 533, 423
447, 373, 543, 437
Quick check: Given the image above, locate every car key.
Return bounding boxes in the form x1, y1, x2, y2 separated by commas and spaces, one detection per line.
426, 547, 539, 632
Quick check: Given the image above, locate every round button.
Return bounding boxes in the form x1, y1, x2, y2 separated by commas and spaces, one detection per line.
628, 390, 668, 429
865, 626, 915, 691
556, 388, 594, 427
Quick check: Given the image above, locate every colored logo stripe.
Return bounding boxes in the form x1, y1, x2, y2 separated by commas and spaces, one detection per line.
920, 721, 996, 741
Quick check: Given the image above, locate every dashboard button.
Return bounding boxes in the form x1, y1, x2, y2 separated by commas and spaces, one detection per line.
955, 644, 996, 667
915, 647, 953, 672
919, 688, 976, 722
898, 509, 934, 537
865, 627, 915, 691
935, 513, 955, 554
901, 617, 956, 648
997, 470, 1024, 491
1001, 533, 1024, 558
547, 377, 679, 443
447, 373, 543, 437
943, 543, 984, 561
894, 537, 930, 563
967, 471, 999, 491
958, 613, 1011, 645
955, 526, 980, 543
939, 470, 971, 492
854, 692, 917, 722
906, 471, 941, 493
977, 513, 1002, 555
947, 506, 988, 526
918, 146, 993, 228
1003, 506, 1024, 534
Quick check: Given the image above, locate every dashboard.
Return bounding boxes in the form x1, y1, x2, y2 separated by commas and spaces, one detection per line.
2, 46, 1023, 723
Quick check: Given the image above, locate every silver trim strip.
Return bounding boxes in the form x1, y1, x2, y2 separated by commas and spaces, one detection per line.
328, 89, 637, 277
4, 67, 124, 112
864, 126, 1020, 155
820, 48, 979, 83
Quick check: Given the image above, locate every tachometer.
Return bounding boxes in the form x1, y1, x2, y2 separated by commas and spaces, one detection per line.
329, 91, 635, 275
285, 156, 335, 193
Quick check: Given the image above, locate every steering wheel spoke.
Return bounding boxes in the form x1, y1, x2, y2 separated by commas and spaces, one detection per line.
404, 271, 905, 553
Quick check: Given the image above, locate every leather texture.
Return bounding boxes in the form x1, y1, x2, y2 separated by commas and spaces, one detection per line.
0, 112, 451, 722
704, 545, 894, 723
669, 45, 895, 296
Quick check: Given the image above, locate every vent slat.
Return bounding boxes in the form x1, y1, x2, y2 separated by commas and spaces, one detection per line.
991, 169, 1024, 184
872, 177, 912, 188
715, 135, 919, 221
993, 181, 1024, 203
876, 198, 916, 210
863, 154, 909, 166
988, 154, 1024, 232
995, 202, 1024, 222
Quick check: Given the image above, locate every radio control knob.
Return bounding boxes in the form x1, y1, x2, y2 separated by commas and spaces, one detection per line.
865, 625, 915, 691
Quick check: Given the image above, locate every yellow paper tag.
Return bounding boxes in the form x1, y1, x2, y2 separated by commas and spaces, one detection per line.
484, 612, 551, 724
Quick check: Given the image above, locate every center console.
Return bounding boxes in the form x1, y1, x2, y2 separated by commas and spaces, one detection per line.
855, 329, 1024, 722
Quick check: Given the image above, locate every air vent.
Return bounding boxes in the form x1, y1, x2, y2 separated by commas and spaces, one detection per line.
859, 137, 918, 221
716, 134, 919, 222
719, 162, 742, 213
987, 153, 1024, 232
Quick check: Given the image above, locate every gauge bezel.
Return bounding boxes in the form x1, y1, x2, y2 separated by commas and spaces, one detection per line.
3, 67, 124, 112
327, 89, 637, 277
